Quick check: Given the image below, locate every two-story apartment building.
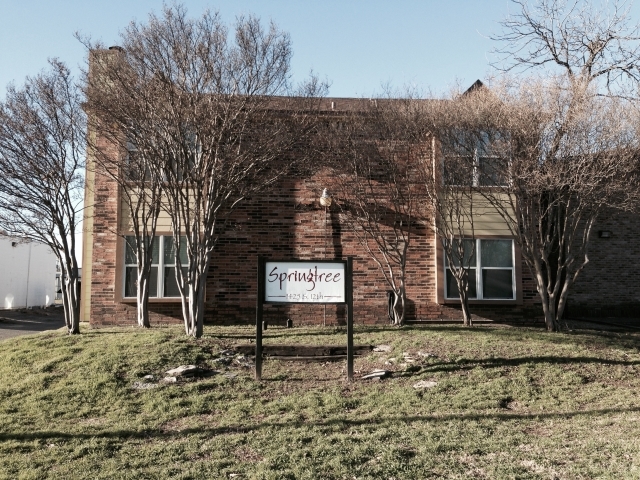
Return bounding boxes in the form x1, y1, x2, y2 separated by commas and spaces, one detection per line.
80, 54, 638, 327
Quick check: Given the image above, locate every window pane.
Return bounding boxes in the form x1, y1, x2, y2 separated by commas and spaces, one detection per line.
164, 237, 175, 265
149, 267, 158, 298
164, 236, 188, 265
164, 266, 179, 297
480, 240, 513, 267
482, 269, 513, 299
125, 236, 159, 265
443, 156, 474, 186
445, 239, 476, 267
178, 238, 188, 264
478, 157, 506, 186
125, 266, 158, 297
124, 266, 137, 297
125, 237, 137, 264
150, 237, 160, 264
446, 268, 477, 299
164, 266, 187, 297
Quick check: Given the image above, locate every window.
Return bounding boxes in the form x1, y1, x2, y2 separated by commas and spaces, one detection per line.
162, 128, 199, 182
445, 239, 515, 300
123, 137, 154, 182
124, 235, 187, 298
443, 131, 507, 187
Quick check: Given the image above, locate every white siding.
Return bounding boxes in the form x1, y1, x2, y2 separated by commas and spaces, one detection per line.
0, 237, 57, 309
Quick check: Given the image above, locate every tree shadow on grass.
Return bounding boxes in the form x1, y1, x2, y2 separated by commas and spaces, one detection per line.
3, 405, 640, 443
412, 354, 640, 376
206, 334, 255, 340
83, 329, 154, 335
399, 324, 640, 350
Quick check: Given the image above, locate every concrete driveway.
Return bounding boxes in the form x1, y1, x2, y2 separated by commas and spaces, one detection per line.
0, 307, 66, 341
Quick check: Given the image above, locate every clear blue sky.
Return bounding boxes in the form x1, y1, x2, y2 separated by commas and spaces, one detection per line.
0, 0, 522, 99
3, 1, 640, 260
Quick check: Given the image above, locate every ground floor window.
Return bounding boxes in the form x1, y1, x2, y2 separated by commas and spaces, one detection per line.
124, 235, 187, 298
445, 238, 515, 300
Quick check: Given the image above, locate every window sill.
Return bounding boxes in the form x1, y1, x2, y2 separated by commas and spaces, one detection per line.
441, 298, 522, 306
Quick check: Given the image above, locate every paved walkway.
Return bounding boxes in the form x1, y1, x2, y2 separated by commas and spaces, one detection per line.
0, 307, 66, 341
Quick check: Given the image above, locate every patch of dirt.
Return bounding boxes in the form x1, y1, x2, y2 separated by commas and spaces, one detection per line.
234, 446, 264, 463
161, 414, 219, 433
522, 425, 553, 437
506, 400, 523, 411
79, 417, 107, 427
161, 417, 193, 433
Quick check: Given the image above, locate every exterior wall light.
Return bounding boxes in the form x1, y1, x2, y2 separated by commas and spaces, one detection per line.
598, 230, 612, 238
319, 188, 332, 207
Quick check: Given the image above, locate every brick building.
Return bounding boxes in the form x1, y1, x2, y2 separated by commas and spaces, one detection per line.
80, 81, 639, 328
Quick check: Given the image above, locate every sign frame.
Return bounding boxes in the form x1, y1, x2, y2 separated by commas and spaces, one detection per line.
263, 259, 348, 305
255, 256, 354, 381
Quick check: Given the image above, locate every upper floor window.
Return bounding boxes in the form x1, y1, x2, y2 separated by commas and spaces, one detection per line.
122, 126, 200, 183
443, 131, 508, 187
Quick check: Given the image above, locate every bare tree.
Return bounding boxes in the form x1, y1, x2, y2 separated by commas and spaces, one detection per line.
0, 60, 85, 334
86, 5, 326, 337
455, 81, 640, 331
84, 47, 165, 329
492, 0, 640, 97
485, 0, 640, 330
330, 97, 427, 326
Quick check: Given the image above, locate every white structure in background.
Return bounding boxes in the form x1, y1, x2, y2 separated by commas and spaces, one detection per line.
54, 266, 82, 305
0, 235, 57, 309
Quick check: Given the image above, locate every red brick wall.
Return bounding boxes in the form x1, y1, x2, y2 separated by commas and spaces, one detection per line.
87, 157, 546, 327
87, 132, 124, 325
84, 96, 549, 327
567, 210, 640, 319
209, 175, 437, 326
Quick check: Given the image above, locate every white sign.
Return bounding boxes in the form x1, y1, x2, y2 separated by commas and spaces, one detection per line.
265, 261, 346, 303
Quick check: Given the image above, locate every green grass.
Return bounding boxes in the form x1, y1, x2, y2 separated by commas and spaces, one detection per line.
1, 323, 640, 479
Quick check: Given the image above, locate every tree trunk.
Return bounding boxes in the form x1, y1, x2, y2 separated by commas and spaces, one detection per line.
555, 281, 572, 327
391, 291, 400, 326
183, 254, 210, 338
136, 271, 151, 328
543, 299, 559, 332
461, 296, 473, 327
388, 288, 405, 326
397, 287, 406, 326
541, 277, 572, 332
58, 254, 81, 335
453, 272, 473, 327
186, 283, 206, 338
65, 276, 81, 335
533, 269, 559, 332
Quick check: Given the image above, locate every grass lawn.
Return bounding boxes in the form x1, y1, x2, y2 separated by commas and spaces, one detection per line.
1, 323, 640, 479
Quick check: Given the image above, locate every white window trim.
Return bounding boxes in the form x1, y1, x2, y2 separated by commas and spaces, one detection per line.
444, 238, 516, 300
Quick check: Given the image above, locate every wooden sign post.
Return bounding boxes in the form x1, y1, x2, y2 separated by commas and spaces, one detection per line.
256, 257, 354, 381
